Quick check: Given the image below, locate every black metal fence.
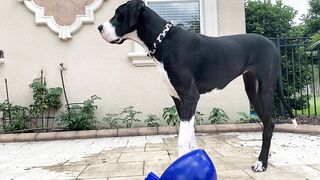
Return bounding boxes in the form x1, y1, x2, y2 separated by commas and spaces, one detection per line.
270, 36, 320, 117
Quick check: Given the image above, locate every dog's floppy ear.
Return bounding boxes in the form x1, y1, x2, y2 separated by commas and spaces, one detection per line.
128, 0, 145, 28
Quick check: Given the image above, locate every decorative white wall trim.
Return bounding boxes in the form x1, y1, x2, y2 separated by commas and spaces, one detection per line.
18, 0, 105, 40
128, 52, 155, 67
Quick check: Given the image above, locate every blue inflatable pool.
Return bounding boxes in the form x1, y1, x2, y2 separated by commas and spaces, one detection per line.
145, 149, 217, 180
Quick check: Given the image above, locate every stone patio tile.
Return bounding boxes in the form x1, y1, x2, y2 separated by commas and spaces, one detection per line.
164, 143, 177, 150
67, 153, 121, 165
56, 131, 77, 140
126, 136, 147, 147
144, 160, 173, 175
166, 149, 179, 159
0, 134, 16, 142
216, 124, 239, 132
278, 165, 320, 179
45, 164, 87, 174
97, 153, 121, 163
145, 143, 169, 151
167, 147, 223, 160
78, 162, 143, 178
204, 149, 224, 158
221, 137, 244, 147
14, 133, 37, 142
108, 176, 145, 180
211, 157, 240, 171
118, 151, 170, 162
76, 130, 97, 139
102, 146, 143, 154
139, 127, 158, 136
78, 178, 108, 180
96, 129, 118, 138
195, 125, 217, 133
158, 126, 177, 135
118, 128, 139, 137
243, 166, 307, 180
123, 146, 145, 153
213, 147, 258, 158
310, 164, 320, 171
217, 169, 252, 180
237, 123, 262, 132
198, 133, 221, 139
163, 137, 178, 147
219, 156, 256, 169
199, 140, 234, 148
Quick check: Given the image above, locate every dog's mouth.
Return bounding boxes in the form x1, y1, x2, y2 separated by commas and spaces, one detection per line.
110, 38, 125, 44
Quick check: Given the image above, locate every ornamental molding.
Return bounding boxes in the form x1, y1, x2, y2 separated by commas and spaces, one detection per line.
18, 0, 106, 40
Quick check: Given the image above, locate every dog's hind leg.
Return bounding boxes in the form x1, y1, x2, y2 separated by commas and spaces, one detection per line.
243, 71, 276, 172
243, 71, 263, 118
254, 85, 275, 172
177, 85, 200, 157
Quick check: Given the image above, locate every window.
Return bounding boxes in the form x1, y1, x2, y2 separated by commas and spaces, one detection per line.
147, 0, 201, 33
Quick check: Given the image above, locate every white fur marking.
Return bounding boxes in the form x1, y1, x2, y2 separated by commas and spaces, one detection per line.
101, 21, 119, 43
255, 79, 259, 93
292, 118, 298, 128
203, 88, 222, 95
154, 59, 180, 99
252, 161, 265, 172
178, 116, 197, 157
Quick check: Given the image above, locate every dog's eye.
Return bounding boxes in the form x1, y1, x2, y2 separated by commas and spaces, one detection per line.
115, 9, 119, 14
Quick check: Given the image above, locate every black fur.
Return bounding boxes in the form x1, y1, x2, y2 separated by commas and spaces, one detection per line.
99, 0, 295, 171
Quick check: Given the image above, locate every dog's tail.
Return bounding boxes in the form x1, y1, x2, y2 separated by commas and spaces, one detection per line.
276, 75, 297, 127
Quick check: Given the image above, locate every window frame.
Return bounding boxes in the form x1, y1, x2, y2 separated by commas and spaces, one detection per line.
145, 0, 204, 34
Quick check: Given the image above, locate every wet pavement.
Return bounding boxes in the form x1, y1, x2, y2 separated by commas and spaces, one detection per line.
1, 132, 320, 180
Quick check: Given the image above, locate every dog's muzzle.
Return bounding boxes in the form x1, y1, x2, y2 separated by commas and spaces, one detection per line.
98, 23, 123, 44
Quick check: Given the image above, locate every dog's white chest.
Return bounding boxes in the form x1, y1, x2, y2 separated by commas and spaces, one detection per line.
154, 60, 180, 99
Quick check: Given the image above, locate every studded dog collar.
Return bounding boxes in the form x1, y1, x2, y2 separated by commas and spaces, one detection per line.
148, 22, 173, 57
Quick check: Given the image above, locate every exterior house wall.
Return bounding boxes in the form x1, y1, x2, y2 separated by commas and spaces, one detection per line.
0, 0, 248, 126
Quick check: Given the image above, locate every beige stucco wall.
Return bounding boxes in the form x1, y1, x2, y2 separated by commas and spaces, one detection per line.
0, 0, 248, 126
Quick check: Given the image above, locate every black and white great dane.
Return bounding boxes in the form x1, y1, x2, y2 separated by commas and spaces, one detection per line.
98, 0, 296, 172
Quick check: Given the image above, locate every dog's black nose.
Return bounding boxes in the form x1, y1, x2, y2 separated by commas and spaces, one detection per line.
98, 25, 104, 32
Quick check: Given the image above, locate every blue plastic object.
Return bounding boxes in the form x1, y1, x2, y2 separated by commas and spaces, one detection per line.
145, 149, 217, 180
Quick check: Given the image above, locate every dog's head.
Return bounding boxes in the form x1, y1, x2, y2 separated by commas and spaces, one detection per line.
98, 0, 145, 44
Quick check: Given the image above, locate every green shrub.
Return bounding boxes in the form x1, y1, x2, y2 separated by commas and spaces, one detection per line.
208, 108, 229, 124
163, 106, 180, 126
145, 114, 160, 127
57, 95, 100, 130
195, 111, 204, 125
29, 77, 62, 120
119, 106, 141, 128
237, 112, 259, 123
0, 101, 30, 132
103, 113, 120, 129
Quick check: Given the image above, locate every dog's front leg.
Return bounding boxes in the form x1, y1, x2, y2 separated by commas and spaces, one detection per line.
177, 88, 200, 157
179, 116, 197, 156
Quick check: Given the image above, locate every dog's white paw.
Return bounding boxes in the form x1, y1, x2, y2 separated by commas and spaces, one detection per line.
178, 131, 195, 156
252, 161, 266, 172
292, 118, 298, 128
178, 117, 197, 157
